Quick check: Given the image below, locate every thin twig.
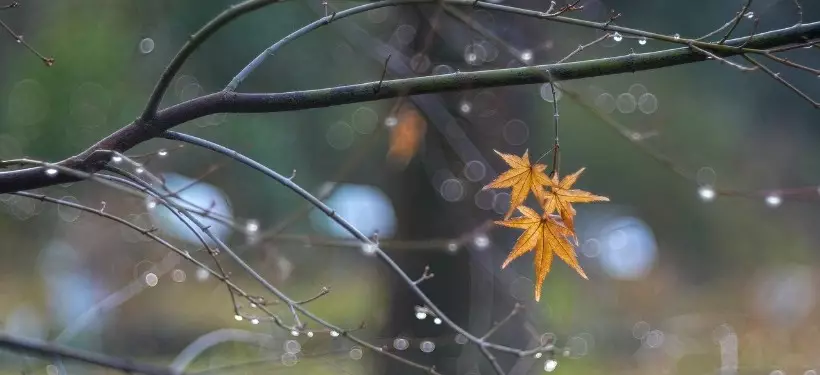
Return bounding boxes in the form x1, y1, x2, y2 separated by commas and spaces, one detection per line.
413, 265, 435, 284
375, 54, 392, 92
688, 43, 758, 71
762, 51, 820, 75
719, 0, 753, 44
556, 33, 611, 63
793, 0, 803, 25
0, 17, 53, 66
481, 303, 524, 340
744, 55, 819, 107
0, 2, 19, 10
296, 286, 331, 304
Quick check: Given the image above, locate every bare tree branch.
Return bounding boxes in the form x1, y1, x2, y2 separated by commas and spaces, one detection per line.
140, 0, 287, 121
1, 19, 817, 194
0, 333, 180, 375
159, 132, 555, 361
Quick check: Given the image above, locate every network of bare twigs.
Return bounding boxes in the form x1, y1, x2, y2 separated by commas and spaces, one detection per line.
0, 0, 819, 375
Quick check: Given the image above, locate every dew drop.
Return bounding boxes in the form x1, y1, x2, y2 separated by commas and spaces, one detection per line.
57, 196, 82, 222
349, 347, 363, 360
455, 333, 468, 344
612, 32, 623, 42
291, 330, 300, 336
473, 234, 490, 249
616, 93, 637, 113
196, 268, 209, 281
111, 155, 123, 163
144, 272, 158, 287
139, 38, 155, 54
245, 220, 259, 233
171, 269, 186, 282
45, 168, 58, 177
285, 340, 301, 354
330, 330, 340, 337
765, 194, 781, 207
281, 352, 298, 366
544, 359, 558, 372
698, 186, 716, 201
384, 116, 398, 127
251, 318, 259, 325
638, 37, 647, 45
234, 315, 243, 321
673, 33, 680, 40
433, 317, 442, 325
459, 101, 472, 114
637, 93, 658, 114
394, 338, 410, 350
420, 340, 436, 353
157, 149, 168, 157
416, 311, 428, 320
540, 82, 563, 103
361, 243, 377, 256
745, 11, 754, 19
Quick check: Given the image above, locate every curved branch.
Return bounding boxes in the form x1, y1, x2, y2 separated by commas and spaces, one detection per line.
1, 20, 818, 194
140, 0, 286, 121
159, 131, 553, 358
226, 0, 768, 89
0, 333, 179, 375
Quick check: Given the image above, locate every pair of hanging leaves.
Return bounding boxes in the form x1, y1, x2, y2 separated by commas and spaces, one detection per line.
484, 150, 609, 301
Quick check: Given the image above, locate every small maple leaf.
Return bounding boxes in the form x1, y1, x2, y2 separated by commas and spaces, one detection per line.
484, 150, 551, 219
495, 206, 587, 301
542, 167, 609, 236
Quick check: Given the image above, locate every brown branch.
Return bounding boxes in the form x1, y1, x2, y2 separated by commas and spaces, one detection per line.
0, 16, 53, 66
2, 20, 817, 194
140, 0, 287, 121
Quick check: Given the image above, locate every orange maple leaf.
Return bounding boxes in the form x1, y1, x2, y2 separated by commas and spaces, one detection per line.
484, 150, 551, 219
495, 206, 587, 301
542, 167, 609, 236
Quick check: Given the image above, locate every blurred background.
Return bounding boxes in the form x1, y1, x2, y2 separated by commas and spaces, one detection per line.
1, 0, 820, 374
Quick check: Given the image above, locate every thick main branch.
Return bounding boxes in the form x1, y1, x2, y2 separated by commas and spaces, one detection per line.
0, 21, 818, 193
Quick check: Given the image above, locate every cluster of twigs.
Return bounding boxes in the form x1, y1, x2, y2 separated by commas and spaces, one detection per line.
0, 0, 819, 374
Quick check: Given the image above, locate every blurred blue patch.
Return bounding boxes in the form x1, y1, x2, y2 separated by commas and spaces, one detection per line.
147, 173, 233, 246
598, 216, 657, 280
309, 183, 396, 239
